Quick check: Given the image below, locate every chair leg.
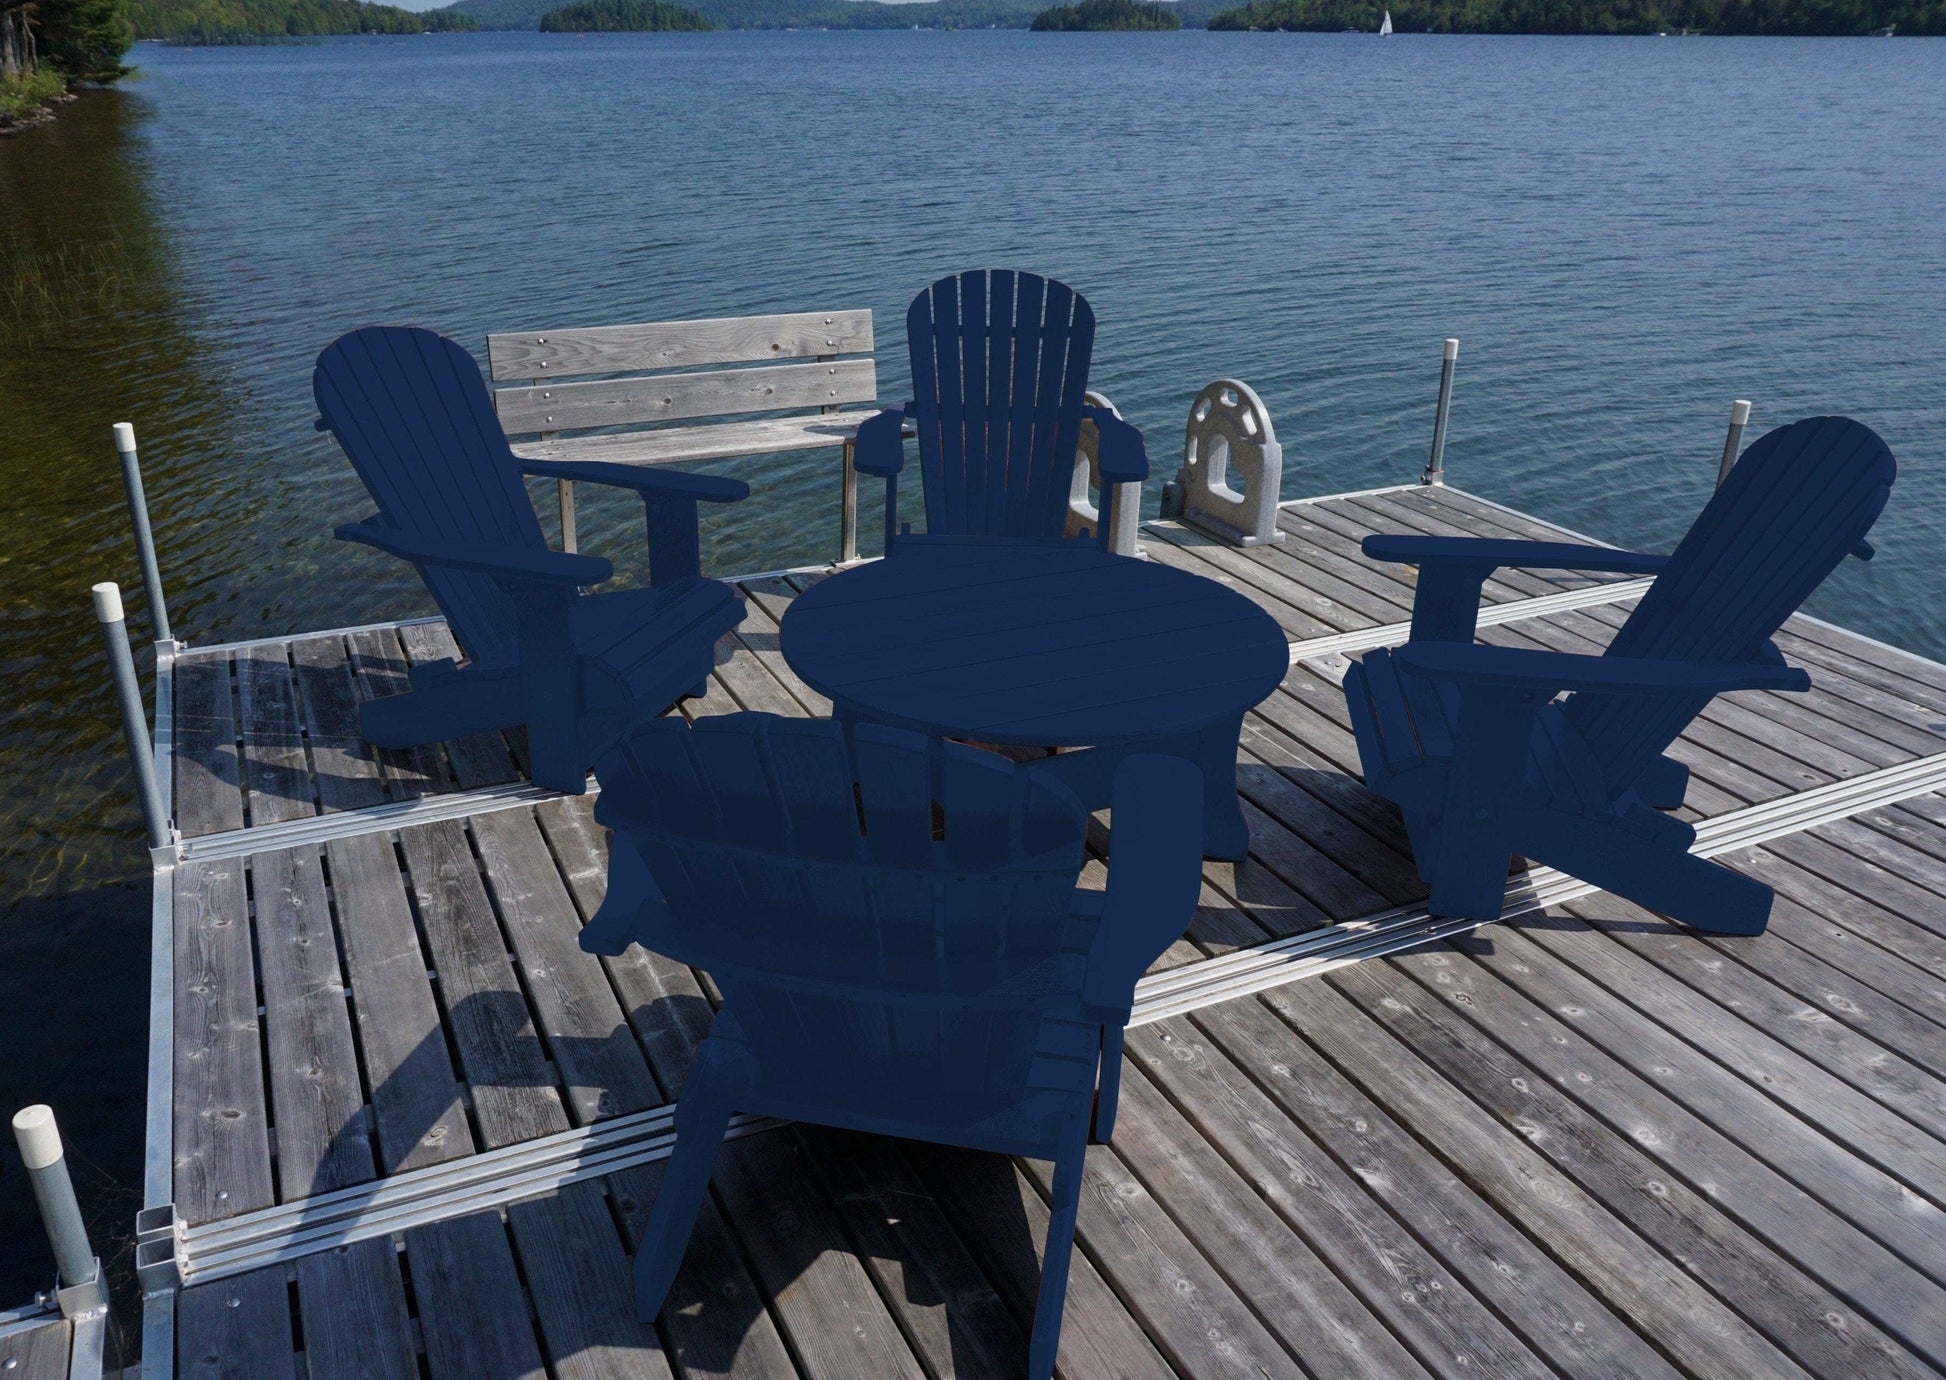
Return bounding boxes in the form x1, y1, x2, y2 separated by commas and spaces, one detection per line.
1427, 830, 1515, 921
1091, 1026, 1126, 1144
1521, 815, 1775, 936
633, 1087, 734, 1321
1027, 1118, 1091, 1380
1621, 848, 1775, 936
1187, 712, 1249, 860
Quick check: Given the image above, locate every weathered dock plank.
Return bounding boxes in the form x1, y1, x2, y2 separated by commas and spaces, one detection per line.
325, 831, 472, 1175
253, 843, 372, 1200
176, 1265, 297, 1379
172, 857, 271, 1225
292, 1237, 419, 1380
0, 1316, 70, 1380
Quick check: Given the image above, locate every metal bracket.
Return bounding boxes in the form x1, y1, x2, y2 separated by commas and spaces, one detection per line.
136, 1203, 185, 1293
53, 1258, 110, 1321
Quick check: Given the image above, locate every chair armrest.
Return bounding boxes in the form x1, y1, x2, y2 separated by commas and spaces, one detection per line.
1395, 642, 1812, 696
852, 406, 908, 477
1082, 755, 1206, 1013
336, 520, 613, 586
518, 462, 744, 587
1362, 534, 1670, 576
518, 459, 749, 505
1082, 405, 1150, 484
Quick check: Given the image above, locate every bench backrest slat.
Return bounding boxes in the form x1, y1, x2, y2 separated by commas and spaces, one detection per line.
492, 357, 878, 434
487, 308, 876, 440
486, 309, 873, 382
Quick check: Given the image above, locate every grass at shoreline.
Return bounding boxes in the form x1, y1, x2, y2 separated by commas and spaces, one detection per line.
0, 69, 68, 124
0, 229, 143, 346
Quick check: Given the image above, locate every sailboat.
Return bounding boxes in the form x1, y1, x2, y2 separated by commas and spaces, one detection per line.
1378, 9, 1393, 33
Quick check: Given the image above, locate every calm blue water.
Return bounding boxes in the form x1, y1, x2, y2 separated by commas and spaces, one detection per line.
0, 28, 1941, 1306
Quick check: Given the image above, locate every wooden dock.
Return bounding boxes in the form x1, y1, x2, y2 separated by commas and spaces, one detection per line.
137, 483, 1946, 1380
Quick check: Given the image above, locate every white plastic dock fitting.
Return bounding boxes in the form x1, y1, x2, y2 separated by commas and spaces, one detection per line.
11, 1105, 103, 1304
1718, 399, 1753, 486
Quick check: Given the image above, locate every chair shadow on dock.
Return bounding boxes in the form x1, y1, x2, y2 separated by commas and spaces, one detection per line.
300, 986, 1051, 1375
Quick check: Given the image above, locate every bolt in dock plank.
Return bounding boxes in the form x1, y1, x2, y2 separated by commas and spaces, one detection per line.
291, 1237, 418, 1380
172, 857, 271, 1224
1100, 1063, 1437, 1379
536, 795, 715, 1098
291, 632, 388, 813
398, 820, 569, 1148
0, 1317, 71, 1380
176, 1264, 297, 1379
709, 1133, 931, 1380
324, 831, 472, 1175
253, 843, 371, 1200
469, 809, 661, 1126
404, 1212, 548, 1379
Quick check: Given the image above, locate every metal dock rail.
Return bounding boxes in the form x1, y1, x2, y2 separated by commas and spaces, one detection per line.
96, 469, 1946, 1380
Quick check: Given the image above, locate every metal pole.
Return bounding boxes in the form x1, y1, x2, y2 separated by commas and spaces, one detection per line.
12, 1106, 97, 1290
557, 479, 578, 554
1716, 399, 1752, 487
94, 582, 171, 856
1421, 338, 1459, 485
112, 423, 173, 645
839, 440, 859, 564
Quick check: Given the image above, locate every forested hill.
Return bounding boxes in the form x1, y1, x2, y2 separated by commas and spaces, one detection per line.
1032, 0, 1181, 25
129, 0, 477, 39
1205, 0, 1942, 31
538, 0, 712, 25
442, 0, 1228, 28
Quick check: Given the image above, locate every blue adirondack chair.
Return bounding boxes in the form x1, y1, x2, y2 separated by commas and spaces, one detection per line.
1344, 415, 1896, 936
314, 326, 750, 795
579, 712, 1205, 1378
853, 270, 1150, 553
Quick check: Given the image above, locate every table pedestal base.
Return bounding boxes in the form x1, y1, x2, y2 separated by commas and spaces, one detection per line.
1024, 714, 1250, 861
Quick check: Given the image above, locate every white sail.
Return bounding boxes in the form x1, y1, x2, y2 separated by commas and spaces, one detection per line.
1378, 9, 1393, 33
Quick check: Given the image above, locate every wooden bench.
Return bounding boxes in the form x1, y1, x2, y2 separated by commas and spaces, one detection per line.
486, 309, 879, 559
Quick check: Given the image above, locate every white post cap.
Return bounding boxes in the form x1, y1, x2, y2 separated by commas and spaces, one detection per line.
112, 422, 138, 454
1730, 399, 1752, 426
12, 1105, 63, 1171
1443, 338, 1460, 361
92, 581, 125, 625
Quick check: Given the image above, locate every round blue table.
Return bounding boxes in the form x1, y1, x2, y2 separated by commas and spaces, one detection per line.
779, 541, 1289, 859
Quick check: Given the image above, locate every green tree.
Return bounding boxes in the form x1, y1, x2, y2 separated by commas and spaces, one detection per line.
34, 0, 133, 80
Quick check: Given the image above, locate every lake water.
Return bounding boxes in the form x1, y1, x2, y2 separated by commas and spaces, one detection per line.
0, 28, 1941, 1307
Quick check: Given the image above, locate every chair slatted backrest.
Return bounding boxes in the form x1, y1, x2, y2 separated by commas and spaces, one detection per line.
485, 311, 877, 439
1564, 416, 1896, 793
595, 712, 1090, 1124
316, 327, 544, 670
908, 270, 1097, 542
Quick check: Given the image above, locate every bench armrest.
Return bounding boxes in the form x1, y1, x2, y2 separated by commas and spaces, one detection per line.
336, 519, 613, 586
1395, 642, 1812, 697
1362, 534, 1670, 576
